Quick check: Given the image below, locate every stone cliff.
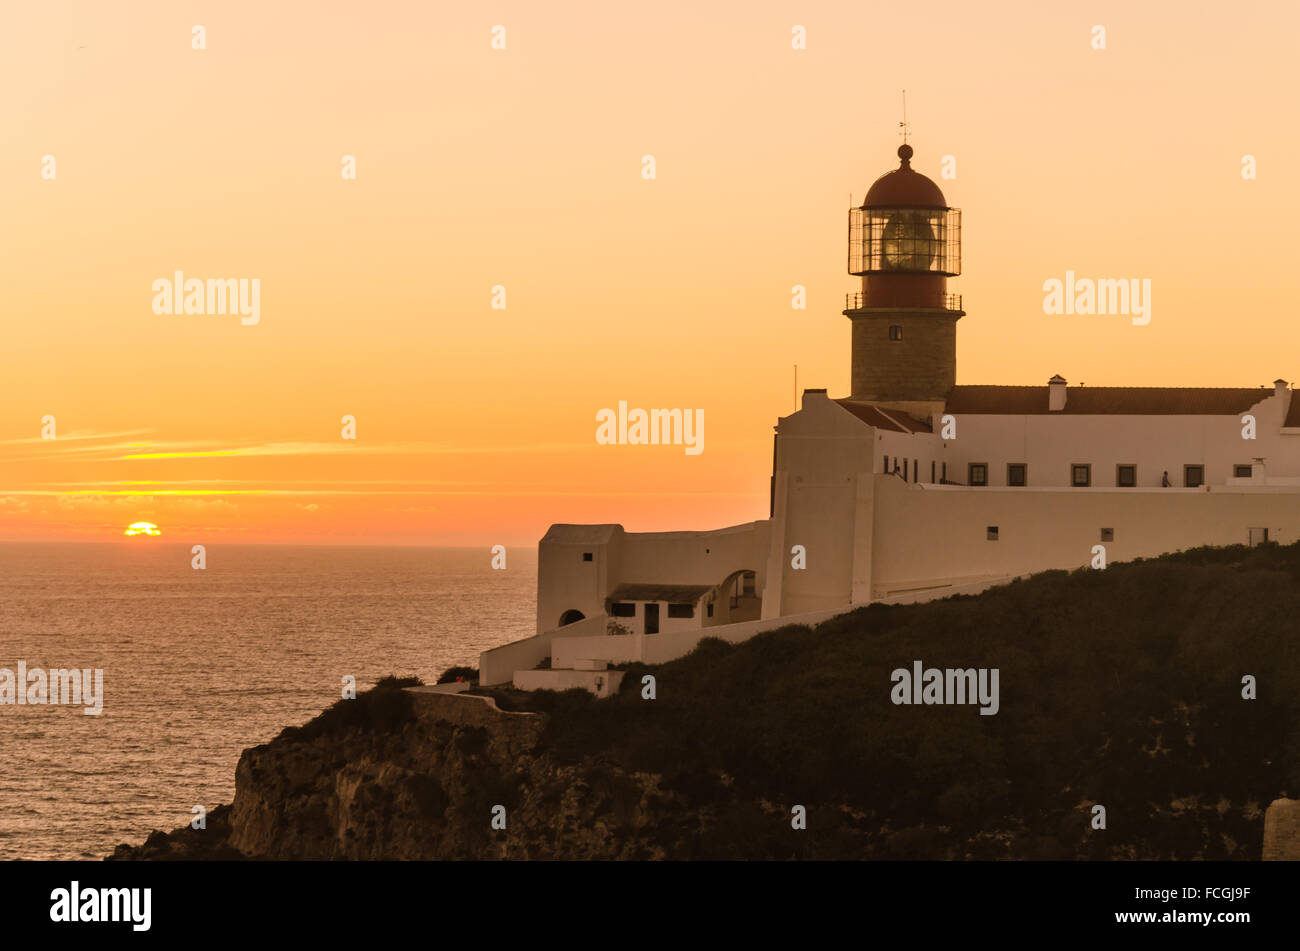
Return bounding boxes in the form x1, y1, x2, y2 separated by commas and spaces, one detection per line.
109, 684, 726, 861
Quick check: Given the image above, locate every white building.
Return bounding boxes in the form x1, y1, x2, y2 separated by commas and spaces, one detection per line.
481, 143, 1300, 692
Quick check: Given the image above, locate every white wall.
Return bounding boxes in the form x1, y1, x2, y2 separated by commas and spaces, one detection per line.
550, 605, 852, 671
512, 669, 625, 698
940, 394, 1291, 488
480, 611, 609, 685
876, 428, 945, 483
870, 475, 1300, 596
615, 522, 769, 594
767, 393, 877, 616
536, 527, 615, 635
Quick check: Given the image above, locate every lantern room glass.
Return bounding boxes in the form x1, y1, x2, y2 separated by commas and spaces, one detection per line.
848, 206, 961, 276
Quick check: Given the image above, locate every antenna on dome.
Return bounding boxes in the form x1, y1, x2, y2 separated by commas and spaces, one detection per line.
899, 90, 910, 145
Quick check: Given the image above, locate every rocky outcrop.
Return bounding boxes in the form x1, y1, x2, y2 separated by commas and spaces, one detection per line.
1262, 798, 1300, 860
110, 686, 717, 861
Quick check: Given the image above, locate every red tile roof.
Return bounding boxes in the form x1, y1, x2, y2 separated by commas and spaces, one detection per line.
835, 400, 933, 433
945, 386, 1272, 416
1286, 396, 1300, 428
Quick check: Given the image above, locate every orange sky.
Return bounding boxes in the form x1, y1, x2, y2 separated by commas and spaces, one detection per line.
1, 1, 1296, 544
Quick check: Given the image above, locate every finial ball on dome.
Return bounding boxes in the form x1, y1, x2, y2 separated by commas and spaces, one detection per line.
897, 144, 913, 165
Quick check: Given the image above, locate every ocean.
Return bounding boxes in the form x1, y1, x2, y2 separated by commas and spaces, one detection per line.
0, 543, 537, 860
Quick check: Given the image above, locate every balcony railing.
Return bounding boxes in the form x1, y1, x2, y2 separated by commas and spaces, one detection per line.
845, 292, 963, 311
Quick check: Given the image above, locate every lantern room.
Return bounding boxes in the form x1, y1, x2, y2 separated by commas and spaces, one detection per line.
847, 142, 961, 293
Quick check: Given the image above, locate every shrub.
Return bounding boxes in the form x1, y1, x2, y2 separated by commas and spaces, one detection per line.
436, 666, 477, 685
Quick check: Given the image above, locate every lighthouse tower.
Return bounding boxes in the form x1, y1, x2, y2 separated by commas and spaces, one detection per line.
845, 144, 963, 421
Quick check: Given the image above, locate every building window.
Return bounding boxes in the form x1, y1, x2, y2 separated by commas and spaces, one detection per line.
889, 325, 903, 341
1071, 464, 1091, 487
1116, 464, 1136, 487
582, 552, 593, 562
968, 463, 988, 486
1234, 464, 1253, 478
931, 461, 936, 483
903, 459, 909, 482
1184, 465, 1204, 488
667, 603, 694, 619
1100, 528, 1114, 542
706, 602, 714, 618
1007, 463, 1027, 486
883, 454, 889, 473
610, 602, 635, 617
941, 462, 947, 482
987, 526, 999, 541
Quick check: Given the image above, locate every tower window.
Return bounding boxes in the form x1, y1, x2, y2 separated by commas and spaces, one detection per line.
1116, 464, 1136, 487
1071, 464, 1092, 487
1184, 465, 1204, 488
968, 463, 988, 486
888, 325, 903, 341
1100, 528, 1114, 542
1007, 463, 1027, 486
987, 526, 999, 541
582, 552, 593, 562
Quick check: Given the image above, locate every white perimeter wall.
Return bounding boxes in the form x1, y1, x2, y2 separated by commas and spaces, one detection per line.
480, 612, 608, 685
550, 605, 851, 670
870, 475, 1300, 595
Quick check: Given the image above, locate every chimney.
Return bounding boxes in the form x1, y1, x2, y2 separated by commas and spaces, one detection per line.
801, 388, 829, 410
1275, 379, 1289, 399
1048, 374, 1067, 412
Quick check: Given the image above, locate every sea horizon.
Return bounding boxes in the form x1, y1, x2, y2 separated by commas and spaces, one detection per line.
0, 543, 537, 859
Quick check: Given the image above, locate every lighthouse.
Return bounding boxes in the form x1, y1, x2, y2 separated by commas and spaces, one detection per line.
845, 143, 963, 421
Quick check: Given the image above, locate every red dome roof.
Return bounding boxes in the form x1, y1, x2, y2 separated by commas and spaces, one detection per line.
862, 145, 947, 209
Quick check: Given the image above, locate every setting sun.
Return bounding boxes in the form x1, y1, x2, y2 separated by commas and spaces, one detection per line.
123, 522, 161, 536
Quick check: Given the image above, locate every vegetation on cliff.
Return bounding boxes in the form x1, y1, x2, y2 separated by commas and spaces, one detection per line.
499, 542, 1300, 858
112, 543, 1300, 859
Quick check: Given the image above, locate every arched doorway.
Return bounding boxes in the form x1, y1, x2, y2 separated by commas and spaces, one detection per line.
713, 569, 760, 624
558, 609, 586, 627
